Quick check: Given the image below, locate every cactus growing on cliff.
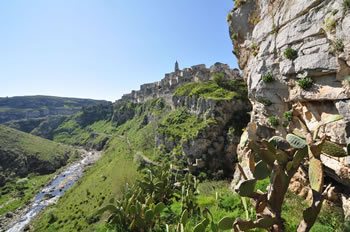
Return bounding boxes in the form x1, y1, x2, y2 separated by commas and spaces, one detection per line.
230, 106, 346, 232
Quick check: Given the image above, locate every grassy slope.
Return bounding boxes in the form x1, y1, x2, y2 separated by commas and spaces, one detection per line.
31, 96, 344, 231
30, 101, 166, 231
0, 174, 55, 216
31, 136, 139, 232
0, 125, 73, 163
174, 80, 248, 101
0, 125, 76, 216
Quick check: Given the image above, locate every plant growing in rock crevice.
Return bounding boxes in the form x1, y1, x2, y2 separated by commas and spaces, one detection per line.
234, 0, 245, 8
226, 13, 233, 23
297, 77, 313, 90
344, 0, 350, 11
283, 111, 293, 122
262, 72, 274, 83
324, 16, 337, 32
268, 116, 279, 127
284, 47, 298, 60
331, 39, 345, 53
251, 43, 259, 56
231, 106, 347, 231
257, 97, 272, 107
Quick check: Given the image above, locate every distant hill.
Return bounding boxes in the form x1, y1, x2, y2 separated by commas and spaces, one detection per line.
0, 125, 76, 187
0, 95, 109, 124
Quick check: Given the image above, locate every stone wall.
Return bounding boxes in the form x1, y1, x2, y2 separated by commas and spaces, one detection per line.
228, 0, 350, 217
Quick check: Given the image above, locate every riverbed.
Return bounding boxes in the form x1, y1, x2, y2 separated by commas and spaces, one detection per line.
1, 149, 101, 232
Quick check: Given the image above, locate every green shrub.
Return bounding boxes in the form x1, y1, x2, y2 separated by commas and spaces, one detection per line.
331, 39, 344, 53
284, 47, 298, 60
226, 13, 232, 22
218, 194, 241, 211
297, 77, 313, 90
283, 111, 293, 121
234, 0, 245, 8
324, 16, 336, 32
344, 0, 350, 10
213, 72, 225, 86
175, 78, 248, 101
268, 116, 279, 127
262, 72, 274, 83
257, 97, 272, 106
251, 43, 259, 56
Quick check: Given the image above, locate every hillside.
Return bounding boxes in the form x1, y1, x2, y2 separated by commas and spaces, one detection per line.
28, 63, 346, 231
0, 95, 108, 124
0, 125, 76, 186
0, 125, 77, 218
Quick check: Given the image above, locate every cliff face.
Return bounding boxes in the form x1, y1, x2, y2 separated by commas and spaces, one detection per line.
228, 0, 350, 216
112, 63, 251, 177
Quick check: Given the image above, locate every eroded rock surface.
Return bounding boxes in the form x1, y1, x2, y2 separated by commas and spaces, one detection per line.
228, 0, 350, 217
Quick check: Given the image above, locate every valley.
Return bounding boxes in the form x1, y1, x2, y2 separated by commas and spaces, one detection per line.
1, 0, 350, 231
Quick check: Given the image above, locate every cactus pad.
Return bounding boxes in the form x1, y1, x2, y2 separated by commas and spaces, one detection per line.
269, 136, 290, 150
235, 179, 257, 197
309, 158, 324, 192
218, 216, 235, 230
253, 160, 270, 180
321, 141, 347, 157
291, 147, 308, 169
286, 134, 307, 149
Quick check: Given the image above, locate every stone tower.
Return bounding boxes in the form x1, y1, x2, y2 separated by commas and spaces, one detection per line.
174, 60, 179, 72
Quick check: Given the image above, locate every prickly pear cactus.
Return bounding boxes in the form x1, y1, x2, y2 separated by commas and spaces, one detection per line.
321, 141, 347, 157
308, 158, 324, 192
286, 134, 307, 149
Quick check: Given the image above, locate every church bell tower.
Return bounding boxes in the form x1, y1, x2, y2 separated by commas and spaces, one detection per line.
174, 60, 179, 72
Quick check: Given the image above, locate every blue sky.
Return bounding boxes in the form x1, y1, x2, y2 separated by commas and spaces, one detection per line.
0, 0, 237, 101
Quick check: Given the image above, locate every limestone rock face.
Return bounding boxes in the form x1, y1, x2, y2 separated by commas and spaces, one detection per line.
228, 0, 350, 210
113, 63, 251, 177
172, 97, 251, 177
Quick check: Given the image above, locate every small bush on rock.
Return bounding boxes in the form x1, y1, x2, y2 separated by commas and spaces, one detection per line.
283, 111, 293, 121
257, 97, 272, 106
234, 0, 245, 8
297, 77, 313, 90
262, 72, 274, 83
268, 116, 279, 127
344, 0, 350, 10
284, 47, 298, 60
324, 16, 337, 32
332, 39, 344, 53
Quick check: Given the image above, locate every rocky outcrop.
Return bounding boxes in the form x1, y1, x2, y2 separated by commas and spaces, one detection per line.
180, 99, 251, 177
156, 94, 251, 178
115, 62, 251, 177
228, 0, 350, 217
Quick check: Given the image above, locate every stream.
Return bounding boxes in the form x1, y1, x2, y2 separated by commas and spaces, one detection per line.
2, 149, 101, 232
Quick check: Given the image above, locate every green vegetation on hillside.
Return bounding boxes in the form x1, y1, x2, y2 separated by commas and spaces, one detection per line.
52, 104, 114, 150
174, 77, 247, 101
31, 136, 139, 232
0, 173, 55, 216
158, 108, 216, 141
29, 95, 346, 231
0, 125, 76, 216
0, 125, 75, 183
